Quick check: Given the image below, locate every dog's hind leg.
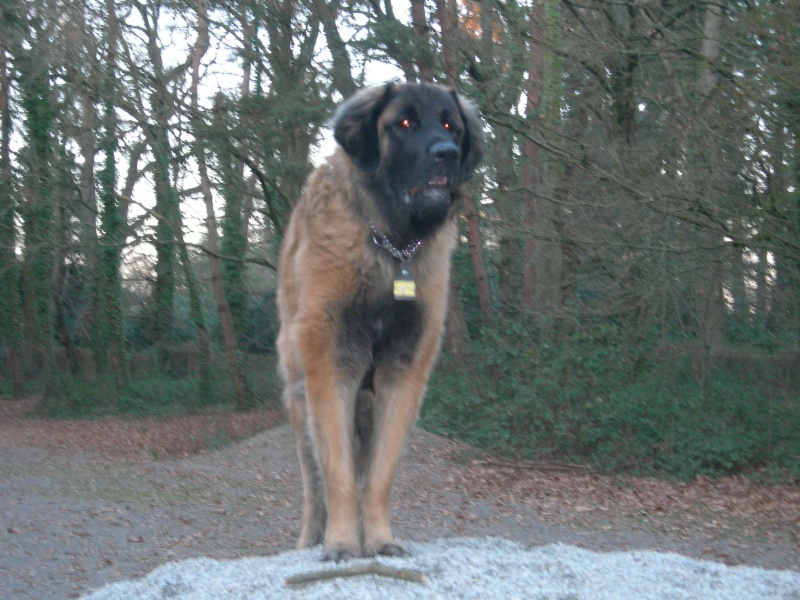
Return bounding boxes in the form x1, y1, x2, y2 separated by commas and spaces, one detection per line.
286, 380, 326, 548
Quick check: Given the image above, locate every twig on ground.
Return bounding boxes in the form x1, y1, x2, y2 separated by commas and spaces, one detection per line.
285, 562, 427, 589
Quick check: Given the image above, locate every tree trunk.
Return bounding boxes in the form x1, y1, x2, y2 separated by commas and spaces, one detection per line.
314, 0, 356, 98
0, 39, 24, 396
434, 0, 458, 86
445, 280, 470, 357
97, 0, 127, 388
436, 0, 495, 327
54, 204, 79, 376
697, 3, 722, 102
150, 113, 177, 368
18, 47, 56, 392
144, 4, 212, 402
176, 229, 212, 410
463, 193, 495, 324
218, 1, 256, 337
76, 86, 99, 352
696, 2, 727, 353
139, 4, 178, 368
411, 0, 433, 82
193, 0, 252, 410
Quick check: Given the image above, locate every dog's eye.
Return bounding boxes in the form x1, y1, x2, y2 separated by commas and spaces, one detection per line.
399, 118, 413, 129
442, 119, 459, 134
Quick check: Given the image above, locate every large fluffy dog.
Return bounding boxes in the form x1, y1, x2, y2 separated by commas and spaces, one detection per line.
277, 82, 484, 561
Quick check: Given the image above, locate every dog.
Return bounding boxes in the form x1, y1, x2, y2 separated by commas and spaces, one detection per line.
276, 82, 484, 561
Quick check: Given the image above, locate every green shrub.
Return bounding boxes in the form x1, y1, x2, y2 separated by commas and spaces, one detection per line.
37, 352, 282, 420
586, 369, 800, 480
42, 376, 119, 418
420, 322, 800, 481
116, 374, 209, 416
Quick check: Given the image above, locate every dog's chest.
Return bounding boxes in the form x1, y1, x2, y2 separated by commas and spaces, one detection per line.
337, 281, 425, 370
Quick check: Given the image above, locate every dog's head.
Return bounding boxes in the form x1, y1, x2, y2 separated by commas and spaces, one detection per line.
333, 82, 485, 239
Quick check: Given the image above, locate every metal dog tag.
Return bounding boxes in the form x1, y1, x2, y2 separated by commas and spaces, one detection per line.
393, 264, 416, 301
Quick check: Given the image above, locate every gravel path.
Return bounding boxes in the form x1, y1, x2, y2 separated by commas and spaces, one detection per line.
81, 538, 800, 600
1, 401, 798, 599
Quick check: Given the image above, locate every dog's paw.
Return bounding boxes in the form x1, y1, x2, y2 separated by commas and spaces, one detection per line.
322, 544, 361, 562
378, 542, 410, 557
362, 540, 409, 558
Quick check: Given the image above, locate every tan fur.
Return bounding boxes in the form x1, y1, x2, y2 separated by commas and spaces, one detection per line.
276, 83, 482, 561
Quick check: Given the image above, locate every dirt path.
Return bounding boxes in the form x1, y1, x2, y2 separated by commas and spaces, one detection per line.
1, 398, 798, 599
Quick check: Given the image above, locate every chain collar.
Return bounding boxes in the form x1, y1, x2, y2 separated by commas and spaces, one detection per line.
367, 219, 423, 264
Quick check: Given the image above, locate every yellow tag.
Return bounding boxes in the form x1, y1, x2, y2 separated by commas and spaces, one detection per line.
394, 276, 416, 301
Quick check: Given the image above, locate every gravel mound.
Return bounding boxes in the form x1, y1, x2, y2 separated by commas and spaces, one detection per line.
81, 537, 800, 599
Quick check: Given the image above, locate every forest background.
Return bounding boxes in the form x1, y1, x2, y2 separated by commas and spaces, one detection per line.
1, 0, 798, 481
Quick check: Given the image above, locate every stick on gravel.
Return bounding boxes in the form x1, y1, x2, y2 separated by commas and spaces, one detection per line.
285, 561, 427, 589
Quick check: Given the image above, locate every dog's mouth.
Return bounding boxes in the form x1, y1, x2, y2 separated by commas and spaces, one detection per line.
405, 176, 451, 204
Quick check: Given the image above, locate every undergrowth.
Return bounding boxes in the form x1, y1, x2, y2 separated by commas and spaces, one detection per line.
33, 353, 282, 420
8, 324, 799, 483
420, 323, 800, 483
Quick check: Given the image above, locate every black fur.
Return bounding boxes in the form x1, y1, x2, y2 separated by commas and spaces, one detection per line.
333, 83, 485, 246
337, 292, 424, 375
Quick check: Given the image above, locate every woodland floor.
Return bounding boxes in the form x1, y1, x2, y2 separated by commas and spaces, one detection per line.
1, 397, 798, 599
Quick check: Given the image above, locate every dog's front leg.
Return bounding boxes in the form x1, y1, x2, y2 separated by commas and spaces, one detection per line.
360, 331, 442, 558
299, 328, 362, 561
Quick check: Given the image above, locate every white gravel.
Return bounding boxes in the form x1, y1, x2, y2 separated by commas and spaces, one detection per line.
81, 537, 800, 600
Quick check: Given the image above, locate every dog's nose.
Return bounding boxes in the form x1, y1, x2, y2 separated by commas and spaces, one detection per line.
430, 140, 460, 161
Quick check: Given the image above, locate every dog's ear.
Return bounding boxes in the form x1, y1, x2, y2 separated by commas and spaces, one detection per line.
333, 83, 395, 173
452, 91, 485, 181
